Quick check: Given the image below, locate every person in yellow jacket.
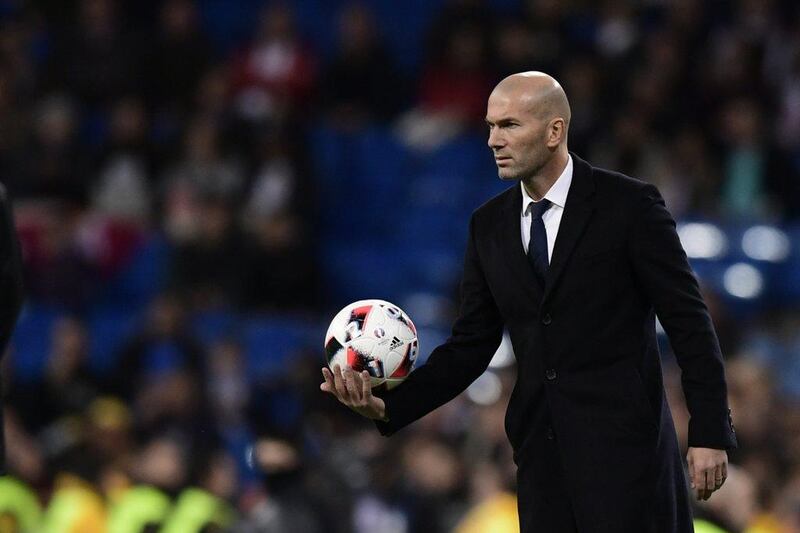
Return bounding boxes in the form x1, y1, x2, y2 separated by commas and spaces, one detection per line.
41, 473, 106, 533
0, 476, 42, 533
693, 518, 731, 533
160, 487, 236, 533
455, 492, 520, 533
106, 485, 172, 533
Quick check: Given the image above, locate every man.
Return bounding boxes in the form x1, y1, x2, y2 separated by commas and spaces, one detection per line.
0, 183, 24, 474
321, 72, 737, 532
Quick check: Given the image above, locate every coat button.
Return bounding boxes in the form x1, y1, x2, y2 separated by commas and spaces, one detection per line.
542, 313, 552, 325
546, 427, 555, 440
546, 368, 557, 380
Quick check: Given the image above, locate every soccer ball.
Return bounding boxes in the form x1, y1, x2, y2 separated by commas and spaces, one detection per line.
324, 299, 419, 391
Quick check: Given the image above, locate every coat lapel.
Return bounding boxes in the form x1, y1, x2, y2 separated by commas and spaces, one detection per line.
495, 184, 545, 304
542, 153, 596, 304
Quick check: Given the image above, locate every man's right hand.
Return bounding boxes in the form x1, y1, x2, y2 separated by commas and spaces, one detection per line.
320, 364, 388, 421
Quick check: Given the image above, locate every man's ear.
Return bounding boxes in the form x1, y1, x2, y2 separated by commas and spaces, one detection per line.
547, 118, 565, 148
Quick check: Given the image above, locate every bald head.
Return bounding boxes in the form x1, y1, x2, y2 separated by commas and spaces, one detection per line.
486, 71, 571, 189
492, 71, 571, 128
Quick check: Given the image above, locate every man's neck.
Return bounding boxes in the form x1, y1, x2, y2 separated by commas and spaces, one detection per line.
521, 150, 569, 201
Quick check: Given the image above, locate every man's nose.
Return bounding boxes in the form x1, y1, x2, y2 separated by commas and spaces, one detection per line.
487, 128, 504, 149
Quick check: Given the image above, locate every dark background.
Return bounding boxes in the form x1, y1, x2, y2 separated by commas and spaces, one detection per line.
0, 0, 799, 531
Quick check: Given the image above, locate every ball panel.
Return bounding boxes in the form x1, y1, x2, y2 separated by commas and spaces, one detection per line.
389, 342, 414, 379
325, 335, 345, 365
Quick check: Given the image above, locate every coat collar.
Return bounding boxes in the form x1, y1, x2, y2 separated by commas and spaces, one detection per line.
495, 152, 596, 307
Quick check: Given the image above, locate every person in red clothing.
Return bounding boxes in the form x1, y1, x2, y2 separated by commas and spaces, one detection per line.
397, 23, 493, 151
228, 3, 316, 122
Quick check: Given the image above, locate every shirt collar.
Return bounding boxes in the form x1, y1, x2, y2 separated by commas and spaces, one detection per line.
521, 154, 573, 216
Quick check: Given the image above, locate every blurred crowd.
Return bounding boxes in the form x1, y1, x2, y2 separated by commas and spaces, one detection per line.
0, 0, 799, 531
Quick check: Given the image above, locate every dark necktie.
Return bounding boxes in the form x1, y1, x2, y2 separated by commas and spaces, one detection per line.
527, 199, 552, 282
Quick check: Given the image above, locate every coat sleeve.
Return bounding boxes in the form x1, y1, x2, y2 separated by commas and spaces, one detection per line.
0, 184, 24, 355
374, 213, 504, 436
629, 183, 737, 450
0, 183, 25, 475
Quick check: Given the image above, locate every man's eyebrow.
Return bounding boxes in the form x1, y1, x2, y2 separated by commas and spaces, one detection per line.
485, 117, 518, 125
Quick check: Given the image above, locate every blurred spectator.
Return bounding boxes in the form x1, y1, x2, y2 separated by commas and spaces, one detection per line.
240, 128, 318, 312
161, 115, 244, 213
108, 294, 209, 435
0, 16, 39, 173
0, 12, 41, 99
0, 474, 42, 530
1, 1, 800, 530
41, 467, 107, 532
715, 98, 790, 220
558, 57, 601, 160
17, 205, 98, 310
194, 65, 233, 120
1, 409, 46, 486
774, 472, 800, 533
320, 2, 405, 128
131, 433, 190, 497
595, 0, 639, 62
83, 397, 133, 497
169, 193, 247, 309
207, 338, 249, 429
162, 449, 238, 530
233, 435, 328, 533
397, 22, 493, 150
662, 126, 722, 219
404, 434, 468, 532
160, 116, 247, 307
229, 2, 316, 123
416, 22, 492, 123
7, 317, 97, 433
588, 112, 674, 209
45, 0, 144, 107
425, 0, 494, 70
493, 18, 537, 79
8, 94, 90, 206
147, 0, 214, 116
454, 490, 519, 533
91, 96, 153, 223
520, 0, 568, 74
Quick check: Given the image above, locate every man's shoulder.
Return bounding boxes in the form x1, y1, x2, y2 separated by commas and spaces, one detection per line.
472, 184, 517, 222
589, 162, 656, 200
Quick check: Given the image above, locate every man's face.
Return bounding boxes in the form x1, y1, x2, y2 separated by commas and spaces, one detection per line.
485, 90, 550, 181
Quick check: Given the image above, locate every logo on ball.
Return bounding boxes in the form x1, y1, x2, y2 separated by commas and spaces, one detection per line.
325, 299, 419, 391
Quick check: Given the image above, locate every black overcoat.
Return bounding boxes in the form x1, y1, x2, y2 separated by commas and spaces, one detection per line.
375, 153, 738, 532
0, 183, 25, 474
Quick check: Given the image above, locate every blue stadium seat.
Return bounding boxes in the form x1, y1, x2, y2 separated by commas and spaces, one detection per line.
406, 172, 473, 212
394, 208, 469, 250
321, 243, 413, 303
10, 305, 64, 382
196, 0, 264, 53
403, 247, 463, 294
369, 0, 444, 70
242, 317, 316, 380
190, 309, 240, 347
87, 306, 140, 375
418, 133, 495, 181
95, 235, 170, 313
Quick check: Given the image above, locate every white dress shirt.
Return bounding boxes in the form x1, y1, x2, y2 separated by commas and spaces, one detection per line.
520, 155, 574, 263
